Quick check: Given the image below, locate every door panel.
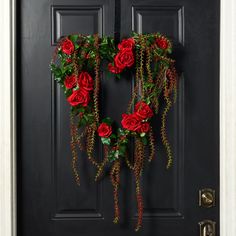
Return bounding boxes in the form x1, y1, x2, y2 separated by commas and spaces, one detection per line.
51, 4, 105, 220
131, 4, 185, 218
120, 0, 219, 235
17, 0, 219, 235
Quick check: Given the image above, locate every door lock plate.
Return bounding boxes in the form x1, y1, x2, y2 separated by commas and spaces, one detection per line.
199, 188, 215, 208
199, 220, 216, 236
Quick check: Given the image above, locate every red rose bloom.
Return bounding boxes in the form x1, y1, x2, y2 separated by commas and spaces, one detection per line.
66, 58, 72, 64
108, 63, 123, 74
134, 101, 154, 120
121, 113, 142, 132
67, 88, 90, 107
137, 122, 150, 133
78, 72, 94, 91
156, 37, 169, 49
97, 123, 112, 138
114, 49, 135, 69
64, 74, 77, 89
61, 38, 74, 55
118, 38, 135, 50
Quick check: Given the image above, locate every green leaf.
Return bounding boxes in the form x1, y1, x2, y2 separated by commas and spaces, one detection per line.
119, 145, 127, 157
108, 150, 116, 162
115, 74, 121, 79
102, 117, 113, 125
145, 97, 151, 105
86, 113, 94, 124
64, 89, 72, 97
78, 117, 87, 127
70, 35, 79, 43
101, 137, 111, 145
110, 134, 117, 139
114, 150, 120, 159
118, 128, 126, 136
167, 48, 172, 54
140, 132, 146, 137
78, 107, 85, 113
74, 43, 80, 50
141, 136, 148, 145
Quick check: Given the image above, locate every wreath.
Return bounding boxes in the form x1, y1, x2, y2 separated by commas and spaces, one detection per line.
50, 32, 178, 231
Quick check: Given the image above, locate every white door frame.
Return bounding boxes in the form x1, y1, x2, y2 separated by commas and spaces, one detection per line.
0, 0, 235, 235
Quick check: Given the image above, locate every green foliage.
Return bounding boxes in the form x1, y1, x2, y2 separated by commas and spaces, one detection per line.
101, 137, 111, 145
70, 34, 79, 43
118, 128, 126, 136
64, 88, 72, 97
99, 36, 117, 61
141, 136, 148, 145
50, 64, 63, 83
118, 144, 127, 157
108, 150, 117, 162
140, 132, 146, 137
102, 117, 113, 125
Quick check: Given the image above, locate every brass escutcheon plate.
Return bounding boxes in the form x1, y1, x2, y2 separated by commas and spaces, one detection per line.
199, 188, 215, 208
199, 220, 216, 236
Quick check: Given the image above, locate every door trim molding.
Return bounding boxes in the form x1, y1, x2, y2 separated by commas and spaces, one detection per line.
0, 0, 16, 236
0, 0, 235, 235
220, 0, 236, 235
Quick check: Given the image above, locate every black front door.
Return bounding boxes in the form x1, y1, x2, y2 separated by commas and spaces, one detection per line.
17, 0, 219, 235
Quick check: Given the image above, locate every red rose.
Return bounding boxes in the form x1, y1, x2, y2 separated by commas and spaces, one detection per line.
61, 38, 74, 55
78, 72, 94, 91
137, 122, 150, 133
66, 58, 72, 64
114, 49, 135, 69
118, 38, 135, 50
134, 101, 154, 120
67, 88, 90, 107
64, 74, 77, 89
156, 37, 169, 49
121, 113, 141, 132
97, 123, 112, 138
108, 63, 123, 74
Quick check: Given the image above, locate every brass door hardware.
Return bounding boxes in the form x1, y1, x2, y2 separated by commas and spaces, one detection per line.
199, 220, 216, 236
199, 188, 215, 208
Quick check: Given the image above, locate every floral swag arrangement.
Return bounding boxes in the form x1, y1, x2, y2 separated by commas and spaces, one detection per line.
51, 32, 178, 231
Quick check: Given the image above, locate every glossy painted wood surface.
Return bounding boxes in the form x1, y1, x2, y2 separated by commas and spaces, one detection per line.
17, 0, 220, 235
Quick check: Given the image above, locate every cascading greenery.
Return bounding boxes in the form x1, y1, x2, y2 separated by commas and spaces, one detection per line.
50, 32, 178, 231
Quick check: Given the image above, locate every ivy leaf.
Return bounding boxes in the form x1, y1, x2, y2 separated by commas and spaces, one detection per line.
78, 107, 85, 113
86, 113, 94, 124
64, 89, 72, 97
140, 132, 146, 137
145, 97, 151, 105
167, 48, 172, 54
102, 117, 113, 125
108, 150, 116, 162
101, 137, 111, 145
78, 117, 87, 127
70, 35, 79, 43
141, 136, 148, 145
118, 128, 126, 136
74, 43, 80, 50
51, 65, 64, 83
115, 74, 121, 80
110, 134, 117, 139
119, 145, 127, 157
